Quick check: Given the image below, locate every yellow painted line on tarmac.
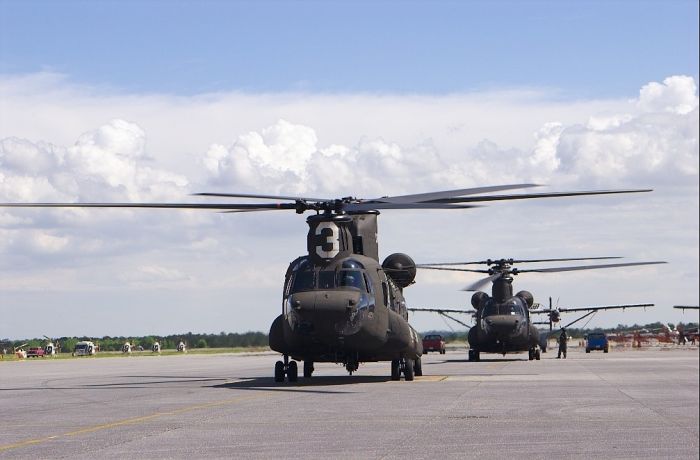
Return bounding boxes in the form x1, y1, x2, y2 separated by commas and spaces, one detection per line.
415, 375, 448, 382
0, 390, 273, 453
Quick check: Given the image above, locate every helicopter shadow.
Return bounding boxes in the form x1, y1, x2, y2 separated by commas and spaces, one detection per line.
446, 358, 527, 363
211, 375, 393, 394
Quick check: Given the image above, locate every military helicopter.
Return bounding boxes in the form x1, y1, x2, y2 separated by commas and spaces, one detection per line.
414, 257, 664, 361
1, 184, 652, 381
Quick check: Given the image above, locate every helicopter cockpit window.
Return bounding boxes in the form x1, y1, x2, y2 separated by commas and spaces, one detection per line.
341, 259, 365, 269
290, 270, 314, 293
318, 271, 336, 289
483, 300, 499, 317
505, 300, 525, 316
338, 270, 365, 290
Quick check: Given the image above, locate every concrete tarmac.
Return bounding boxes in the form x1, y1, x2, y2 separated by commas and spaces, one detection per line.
1, 347, 698, 459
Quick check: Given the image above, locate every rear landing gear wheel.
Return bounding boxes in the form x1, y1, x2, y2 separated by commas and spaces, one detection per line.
391, 359, 401, 381
303, 360, 314, 378
468, 349, 480, 362
414, 357, 423, 377
535, 349, 541, 360
528, 348, 535, 360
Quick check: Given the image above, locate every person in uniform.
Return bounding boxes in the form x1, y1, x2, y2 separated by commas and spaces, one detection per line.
557, 328, 568, 359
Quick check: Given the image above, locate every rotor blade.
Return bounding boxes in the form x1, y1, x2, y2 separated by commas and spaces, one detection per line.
556, 303, 654, 313
430, 188, 652, 204
407, 308, 476, 314
193, 192, 331, 202
371, 184, 539, 204
461, 273, 503, 291
344, 203, 481, 212
415, 266, 491, 274
518, 261, 667, 273
0, 202, 298, 211
416, 256, 623, 266
674, 305, 700, 310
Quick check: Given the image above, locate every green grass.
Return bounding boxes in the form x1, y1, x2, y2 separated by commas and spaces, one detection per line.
0, 346, 271, 362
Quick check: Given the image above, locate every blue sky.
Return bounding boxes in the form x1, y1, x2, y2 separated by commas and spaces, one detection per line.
2, 0, 698, 96
0, 1, 698, 338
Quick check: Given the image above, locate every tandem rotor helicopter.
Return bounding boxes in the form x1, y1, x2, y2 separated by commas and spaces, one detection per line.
411, 257, 663, 361
1, 184, 652, 381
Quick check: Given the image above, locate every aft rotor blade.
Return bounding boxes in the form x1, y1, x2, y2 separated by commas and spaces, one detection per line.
194, 192, 331, 202
373, 184, 539, 204
417, 256, 623, 266
0, 202, 298, 211
344, 203, 481, 212
431, 188, 652, 204
674, 305, 700, 310
415, 266, 490, 274
518, 261, 667, 273
556, 303, 654, 313
461, 273, 503, 291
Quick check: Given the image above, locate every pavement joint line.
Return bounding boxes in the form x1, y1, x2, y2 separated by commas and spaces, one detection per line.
0, 392, 274, 453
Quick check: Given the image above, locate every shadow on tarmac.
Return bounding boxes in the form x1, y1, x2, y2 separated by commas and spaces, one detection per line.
211, 375, 395, 394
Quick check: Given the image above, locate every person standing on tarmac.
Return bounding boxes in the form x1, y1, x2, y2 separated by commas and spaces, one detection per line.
557, 328, 568, 359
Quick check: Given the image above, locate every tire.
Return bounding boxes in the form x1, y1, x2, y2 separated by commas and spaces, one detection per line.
604, 347, 609, 353
303, 360, 314, 378
440, 349, 445, 355
528, 349, 534, 361
288, 361, 298, 382
403, 359, 414, 381
414, 357, 423, 377
391, 359, 401, 381
274, 361, 285, 382
586, 349, 590, 353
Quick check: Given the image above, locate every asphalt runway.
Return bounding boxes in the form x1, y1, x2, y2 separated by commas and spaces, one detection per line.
1, 348, 698, 459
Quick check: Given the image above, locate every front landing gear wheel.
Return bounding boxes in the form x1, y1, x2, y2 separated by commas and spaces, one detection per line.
303, 360, 314, 378
414, 357, 423, 377
274, 361, 285, 382
528, 349, 535, 361
468, 349, 480, 362
287, 361, 298, 382
403, 358, 414, 381
391, 359, 401, 381
535, 349, 541, 360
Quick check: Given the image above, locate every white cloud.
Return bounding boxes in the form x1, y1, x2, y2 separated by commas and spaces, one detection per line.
0, 73, 697, 337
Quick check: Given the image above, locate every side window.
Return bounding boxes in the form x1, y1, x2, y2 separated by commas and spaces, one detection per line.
362, 273, 373, 294
291, 271, 314, 293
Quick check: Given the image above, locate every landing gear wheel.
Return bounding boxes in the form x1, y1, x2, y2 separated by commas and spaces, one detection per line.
468, 349, 480, 362
414, 357, 423, 377
274, 361, 285, 382
528, 349, 534, 361
403, 358, 414, 381
303, 360, 314, 378
287, 361, 298, 382
535, 349, 541, 360
391, 359, 401, 381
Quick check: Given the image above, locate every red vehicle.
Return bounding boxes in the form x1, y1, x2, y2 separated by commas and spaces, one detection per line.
422, 334, 446, 354
26, 347, 46, 358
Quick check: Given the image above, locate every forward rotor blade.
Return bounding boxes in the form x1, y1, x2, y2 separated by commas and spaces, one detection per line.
0, 202, 298, 211
407, 308, 476, 314
372, 184, 539, 204
194, 192, 331, 202
417, 256, 623, 266
431, 188, 652, 204
461, 273, 503, 291
518, 261, 667, 273
415, 266, 491, 274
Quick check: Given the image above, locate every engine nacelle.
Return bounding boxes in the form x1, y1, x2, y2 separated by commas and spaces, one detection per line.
515, 290, 534, 309
382, 253, 416, 288
471, 291, 489, 309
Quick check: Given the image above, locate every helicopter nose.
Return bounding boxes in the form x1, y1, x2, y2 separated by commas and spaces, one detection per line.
485, 316, 519, 335
289, 291, 361, 316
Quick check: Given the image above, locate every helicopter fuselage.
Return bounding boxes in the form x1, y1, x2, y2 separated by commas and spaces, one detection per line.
269, 213, 422, 367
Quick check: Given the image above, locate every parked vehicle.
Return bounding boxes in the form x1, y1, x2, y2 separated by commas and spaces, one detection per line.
422, 334, 446, 354
73, 341, 97, 356
26, 347, 47, 358
585, 332, 609, 353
